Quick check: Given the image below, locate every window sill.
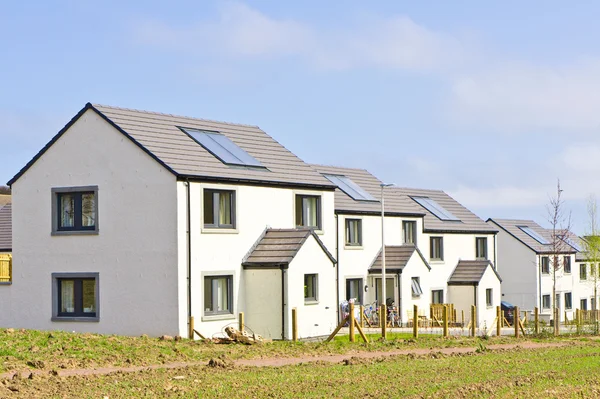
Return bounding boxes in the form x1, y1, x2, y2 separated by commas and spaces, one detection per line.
52, 230, 99, 236
201, 227, 239, 235
344, 245, 363, 250
52, 316, 99, 322
304, 300, 319, 305
202, 313, 235, 322
429, 260, 445, 264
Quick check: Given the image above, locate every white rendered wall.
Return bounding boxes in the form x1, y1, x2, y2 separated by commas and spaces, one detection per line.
4, 109, 180, 336
448, 286, 475, 324
539, 253, 582, 321
178, 181, 336, 339
398, 253, 431, 324
477, 267, 502, 328
244, 269, 282, 340
285, 236, 337, 339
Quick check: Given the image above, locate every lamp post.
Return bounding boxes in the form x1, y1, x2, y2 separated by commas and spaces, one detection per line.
380, 183, 395, 309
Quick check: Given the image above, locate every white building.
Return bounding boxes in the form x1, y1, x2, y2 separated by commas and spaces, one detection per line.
312, 165, 501, 328
487, 218, 588, 322
1, 103, 338, 339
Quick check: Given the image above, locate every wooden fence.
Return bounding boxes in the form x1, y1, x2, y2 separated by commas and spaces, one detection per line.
0, 253, 11, 283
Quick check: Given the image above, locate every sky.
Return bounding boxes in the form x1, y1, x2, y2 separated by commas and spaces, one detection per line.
2, 1, 600, 234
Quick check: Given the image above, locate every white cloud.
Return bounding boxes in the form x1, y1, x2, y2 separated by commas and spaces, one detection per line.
450, 185, 545, 208
131, 2, 466, 71
561, 143, 600, 173
448, 59, 600, 132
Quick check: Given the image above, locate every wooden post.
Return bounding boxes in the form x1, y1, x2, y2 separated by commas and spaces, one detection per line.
380, 304, 387, 339
413, 305, 418, 338
239, 312, 245, 333
443, 305, 449, 337
325, 315, 350, 342
349, 302, 356, 343
189, 316, 195, 340
501, 310, 505, 327
291, 308, 298, 342
564, 311, 568, 325
470, 305, 476, 337
534, 307, 539, 334
354, 319, 369, 343
524, 311, 528, 326
461, 310, 465, 327
514, 306, 520, 338
554, 308, 560, 336
360, 305, 365, 328
577, 309, 582, 334
496, 306, 501, 336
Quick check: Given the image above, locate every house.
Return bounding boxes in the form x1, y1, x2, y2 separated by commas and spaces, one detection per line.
1, 103, 338, 339
311, 165, 501, 328
487, 218, 587, 321
0, 202, 11, 284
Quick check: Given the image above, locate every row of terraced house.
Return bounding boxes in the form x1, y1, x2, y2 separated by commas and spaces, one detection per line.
0, 103, 596, 339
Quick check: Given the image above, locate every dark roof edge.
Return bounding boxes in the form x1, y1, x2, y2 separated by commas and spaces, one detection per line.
424, 228, 498, 235
178, 175, 336, 191
309, 231, 337, 265
335, 210, 426, 217
414, 246, 432, 271
486, 219, 538, 253
8, 103, 179, 186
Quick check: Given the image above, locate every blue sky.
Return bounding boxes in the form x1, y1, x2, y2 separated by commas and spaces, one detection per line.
2, 1, 600, 233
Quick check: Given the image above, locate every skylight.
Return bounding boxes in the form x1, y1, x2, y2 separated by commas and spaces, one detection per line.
182, 128, 265, 168
563, 236, 582, 252
518, 226, 550, 245
322, 174, 377, 202
411, 197, 460, 221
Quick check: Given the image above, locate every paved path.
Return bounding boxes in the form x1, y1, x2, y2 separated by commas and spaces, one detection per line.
0, 341, 568, 380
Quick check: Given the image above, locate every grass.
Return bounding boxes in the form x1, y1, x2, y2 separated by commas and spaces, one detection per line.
4, 341, 600, 398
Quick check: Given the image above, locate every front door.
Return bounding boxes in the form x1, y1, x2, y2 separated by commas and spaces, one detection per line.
375, 277, 395, 306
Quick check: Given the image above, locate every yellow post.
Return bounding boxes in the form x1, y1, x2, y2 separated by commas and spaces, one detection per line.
554, 308, 560, 336
496, 306, 501, 336
380, 304, 387, 339
239, 312, 245, 332
360, 305, 365, 328
443, 305, 449, 337
564, 311, 568, 325
534, 307, 539, 334
470, 305, 476, 337
524, 311, 528, 326
461, 310, 465, 327
349, 302, 356, 343
514, 306, 520, 338
292, 308, 298, 342
189, 316, 195, 340
413, 304, 418, 339
501, 310, 505, 327
577, 309, 582, 334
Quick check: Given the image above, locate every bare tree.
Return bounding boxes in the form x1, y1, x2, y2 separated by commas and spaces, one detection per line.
0, 186, 10, 195
546, 179, 572, 335
583, 195, 600, 333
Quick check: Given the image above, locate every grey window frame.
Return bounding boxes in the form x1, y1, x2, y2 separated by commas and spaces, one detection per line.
51, 272, 99, 322
203, 189, 236, 229
345, 219, 362, 246
403, 221, 417, 245
563, 256, 571, 274
541, 256, 550, 274
304, 274, 318, 303
476, 237, 488, 260
542, 294, 551, 309
51, 186, 99, 235
203, 275, 233, 316
564, 292, 572, 310
486, 288, 493, 307
431, 289, 444, 304
295, 195, 322, 230
581, 298, 588, 311
345, 278, 363, 304
430, 237, 444, 261
580, 263, 587, 280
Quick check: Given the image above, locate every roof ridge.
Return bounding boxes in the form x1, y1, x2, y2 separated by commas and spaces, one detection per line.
92, 103, 260, 129
310, 163, 372, 174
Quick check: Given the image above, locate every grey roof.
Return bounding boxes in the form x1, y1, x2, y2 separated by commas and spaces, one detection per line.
488, 218, 576, 254
242, 229, 336, 268
9, 103, 335, 189
0, 203, 11, 251
368, 245, 430, 273
310, 165, 425, 216
448, 260, 501, 285
393, 187, 497, 233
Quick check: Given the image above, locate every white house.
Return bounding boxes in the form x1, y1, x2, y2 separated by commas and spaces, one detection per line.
312, 165, 501, 328
487, 218, 587, 322
1, 103, 338, 340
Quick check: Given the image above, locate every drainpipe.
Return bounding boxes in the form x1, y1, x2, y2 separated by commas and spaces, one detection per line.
186, 179, 193, 338
538, 255, 542, 310
493, 234, 497, 269
281, 266, 286, 340
397, 272, 402, 324
335, 214, 340, 322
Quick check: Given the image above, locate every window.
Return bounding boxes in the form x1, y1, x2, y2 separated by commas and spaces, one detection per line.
411, 197, 460, 221
518, 226, 549, 245
592, 297, 597, 311
581, 299, 588, 311
182, 128, 265, 168
486, 288, 493, 307
295, 195, 321, 229
564, 292, 572, 310
52, 273, 99, 321
411, 277, 423, 297
431, 289, 443, 304
204, 275, 233, 315
476, 237, 488, 260
592, 264, 597, 278
563, 256, 571, 274
304, 274, 318, 302
542, 294, 551, 309
52, 187, 98, 234
204, 189, 235, 229
430, 237, 443, 261
403, 221, 417, 245
345, 219, 362, 246
345, 278, 363, 304
541, 257, 550, 274
322, 174, 377, 201
580, 264, 587, 280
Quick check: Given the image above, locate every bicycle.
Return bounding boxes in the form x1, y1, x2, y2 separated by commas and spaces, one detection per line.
363, 301, 379, 327
387, 306, 401, 327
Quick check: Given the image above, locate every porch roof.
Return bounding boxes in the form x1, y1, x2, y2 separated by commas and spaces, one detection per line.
447, 260, 502, 285
368, 245, 430, 274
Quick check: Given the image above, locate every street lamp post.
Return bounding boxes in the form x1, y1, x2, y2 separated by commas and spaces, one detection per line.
380, 183, 395, 309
